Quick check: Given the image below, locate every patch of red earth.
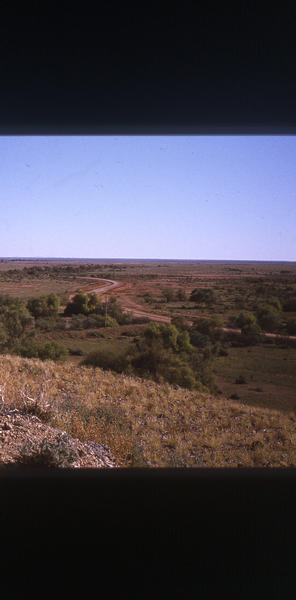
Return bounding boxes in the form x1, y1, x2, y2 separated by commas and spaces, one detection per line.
67, 277, 296, 339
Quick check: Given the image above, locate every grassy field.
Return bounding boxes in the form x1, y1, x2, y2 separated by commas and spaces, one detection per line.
1, 353, 296, 468
41, 331, 135, 365
0, 276, 101, 302
213, 344, 296, 413
37, 324, 296, 415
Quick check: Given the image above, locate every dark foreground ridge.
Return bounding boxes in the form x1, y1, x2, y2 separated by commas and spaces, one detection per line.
0, 467, 295, 596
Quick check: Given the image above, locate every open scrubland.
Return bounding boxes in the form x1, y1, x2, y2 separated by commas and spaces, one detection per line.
1, 353, 296, 468
0, 258, 295, 467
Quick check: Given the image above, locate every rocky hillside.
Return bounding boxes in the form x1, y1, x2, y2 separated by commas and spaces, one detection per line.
0, 353, 295, 468
0, 403, 117, 468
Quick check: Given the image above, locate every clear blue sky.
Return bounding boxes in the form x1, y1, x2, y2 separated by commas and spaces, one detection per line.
0, 136, 295, 260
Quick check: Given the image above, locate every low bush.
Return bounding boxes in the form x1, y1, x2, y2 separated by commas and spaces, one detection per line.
68, 314, 86, 329
190, 288, 216, 305
27, 293, 60, 318
240, 323, 263, 346
121, 329, 139, 336
35, 317, 57, 332
256, 304, 281, 332
82, 348, 131, 373
20, 341, 68, 361
68, 348, 85, 356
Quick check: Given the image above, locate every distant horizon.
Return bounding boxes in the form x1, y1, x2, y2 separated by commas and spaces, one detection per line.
1, 256, 295, 263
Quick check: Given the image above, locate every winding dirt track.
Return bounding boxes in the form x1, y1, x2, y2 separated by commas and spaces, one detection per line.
69, 279, 121, 301
69, 278, 296, 340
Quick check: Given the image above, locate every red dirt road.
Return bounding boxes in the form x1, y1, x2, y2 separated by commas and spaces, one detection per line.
69, 278, 296, 340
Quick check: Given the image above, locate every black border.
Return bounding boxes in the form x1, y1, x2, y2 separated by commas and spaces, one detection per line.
1, 7, 296, 595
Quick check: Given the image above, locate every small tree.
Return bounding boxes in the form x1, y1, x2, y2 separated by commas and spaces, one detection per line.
86, 292, 102, 314
256, 304, 281, 332
20, 340, 68, 361
190, 288, 216, 306
191, 317, 223, 342
240, 322, 263, 345
236, 312, 257, 329
161, 288, 175, 303
64, 292, 89, 316
27, 293, 60, 318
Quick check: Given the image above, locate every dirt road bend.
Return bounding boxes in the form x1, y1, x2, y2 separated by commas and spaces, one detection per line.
69, 279, 122, 301
68, 278, 296, 339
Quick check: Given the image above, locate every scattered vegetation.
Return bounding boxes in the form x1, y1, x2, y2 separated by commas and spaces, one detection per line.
190, 288, 216, 306
1, 353, 296, 468
0, 257, 295, 460
27, 293, 60, 318
64, 292, 132, 325
19, 340, 68, 361
82, 322, 214, 392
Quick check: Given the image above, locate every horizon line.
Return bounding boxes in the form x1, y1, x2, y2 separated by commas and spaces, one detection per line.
0, 257, 295, 263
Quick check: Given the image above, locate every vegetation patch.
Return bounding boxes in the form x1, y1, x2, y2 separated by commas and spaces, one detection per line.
1, 353, 296, 468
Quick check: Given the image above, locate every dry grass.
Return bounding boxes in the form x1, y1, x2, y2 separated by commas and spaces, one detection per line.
0, 353, 296, 468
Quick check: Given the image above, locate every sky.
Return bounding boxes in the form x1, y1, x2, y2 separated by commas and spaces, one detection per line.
0, 135, 295, 261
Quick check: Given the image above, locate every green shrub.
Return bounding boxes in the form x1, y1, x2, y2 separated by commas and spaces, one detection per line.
191, 317, 223, 342
236, 312, 257, 329
190, 331, 210, 348
68, 314, 86, 329
54, 319, 67, 331
27, 293, 60, 318
190, 288, 216, 305
121, 329, 139, 336
20, 341, 68, 361
256, 304, 281, 332
82, 348, 131, 372
69, 348, 85, 356
240, 323, 263, 346
64, 292, 102, 316
83, 315, 118, 328
35, 317, 57, 332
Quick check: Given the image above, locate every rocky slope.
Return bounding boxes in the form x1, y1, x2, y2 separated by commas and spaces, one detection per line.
0, 403, 118, 468
0, 353, 296, 468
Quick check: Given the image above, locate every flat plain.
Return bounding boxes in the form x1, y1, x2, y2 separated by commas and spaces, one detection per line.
1, 257, 296, 416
